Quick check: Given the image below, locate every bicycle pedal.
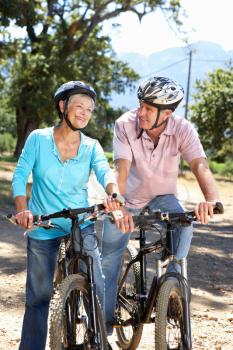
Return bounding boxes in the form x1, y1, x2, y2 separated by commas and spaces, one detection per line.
113, 318, 132, 328
112, 324, 123, 328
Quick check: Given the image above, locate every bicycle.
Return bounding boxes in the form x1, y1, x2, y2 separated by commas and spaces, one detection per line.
115, 202, 224, 350
4, 201, 117, 350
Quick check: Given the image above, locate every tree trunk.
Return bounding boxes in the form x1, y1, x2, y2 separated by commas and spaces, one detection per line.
14, 107, 39, 159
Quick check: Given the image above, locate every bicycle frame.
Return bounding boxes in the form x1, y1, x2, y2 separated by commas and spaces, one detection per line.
56, 216, 102, 347
118, 220, 192, 349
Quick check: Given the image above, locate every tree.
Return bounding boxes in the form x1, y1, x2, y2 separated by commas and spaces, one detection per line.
190, 64, 233, 161
0, 0, 182, 157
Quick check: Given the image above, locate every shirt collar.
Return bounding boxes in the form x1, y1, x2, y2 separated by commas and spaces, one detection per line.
51, 127, 90, 162
136, 113, 176, 139
162, 115, 175, 136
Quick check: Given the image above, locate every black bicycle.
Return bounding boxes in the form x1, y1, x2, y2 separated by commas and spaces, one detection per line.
5, 203, 109, 350
115, 202, 224, 350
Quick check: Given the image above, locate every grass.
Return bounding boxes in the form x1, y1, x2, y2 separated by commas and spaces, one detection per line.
0, 155, 17, 163
0, 158, 16, 209
0, 178, 14, 208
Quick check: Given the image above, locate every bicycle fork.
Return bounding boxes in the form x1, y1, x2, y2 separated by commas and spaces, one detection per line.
166, 226, 192, 349
85, 254, 102, 348
180, 258, 192, 350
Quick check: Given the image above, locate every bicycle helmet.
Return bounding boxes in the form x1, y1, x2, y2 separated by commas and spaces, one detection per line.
137, 76, 184, 110
137, 77, 184, 134
54, 81, 96, 131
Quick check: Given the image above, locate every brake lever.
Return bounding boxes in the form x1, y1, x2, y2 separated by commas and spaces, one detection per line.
37, 222, 56, 229
23, 221, 56, 236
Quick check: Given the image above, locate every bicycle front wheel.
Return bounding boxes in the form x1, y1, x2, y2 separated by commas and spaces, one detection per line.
155, 278, 186, 350
49, 274, 107, 350
116, 244, 143, 350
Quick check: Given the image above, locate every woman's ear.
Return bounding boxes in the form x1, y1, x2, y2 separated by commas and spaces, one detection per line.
59, 100, 65, 113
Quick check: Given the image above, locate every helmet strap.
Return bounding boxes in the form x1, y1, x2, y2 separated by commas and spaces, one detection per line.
137, 128, 144, 139
149, 109, 168, 130
137, 107, 170, 138
62, 98, 82, 132
137, 108, 167, 138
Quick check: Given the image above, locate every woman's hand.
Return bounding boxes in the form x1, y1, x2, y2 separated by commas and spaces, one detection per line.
15, 210, 34, 229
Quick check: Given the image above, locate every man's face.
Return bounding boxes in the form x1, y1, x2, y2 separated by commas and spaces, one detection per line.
137, 101, 170, 130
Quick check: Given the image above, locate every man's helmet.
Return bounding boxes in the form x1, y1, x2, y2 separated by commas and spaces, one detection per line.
137, 76, 184, 110
54, 81, 96, 114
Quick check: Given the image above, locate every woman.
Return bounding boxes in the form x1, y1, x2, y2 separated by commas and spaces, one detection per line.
12, 81, 124, 350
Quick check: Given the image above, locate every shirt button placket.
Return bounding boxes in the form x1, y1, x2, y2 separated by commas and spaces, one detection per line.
57, 161, 68, 194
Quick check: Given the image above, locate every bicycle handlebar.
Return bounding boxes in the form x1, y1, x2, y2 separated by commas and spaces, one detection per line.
2, 200, 223, 229
5, 203, 105, 226
4, 193, 124, 226
132, 202, 224, 228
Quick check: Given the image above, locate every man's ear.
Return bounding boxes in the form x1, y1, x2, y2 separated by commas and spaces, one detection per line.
59, 100, 65, 113
163, 109, 173, 120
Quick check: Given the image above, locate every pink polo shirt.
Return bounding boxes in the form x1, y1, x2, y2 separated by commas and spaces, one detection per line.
113, 109, 206, 208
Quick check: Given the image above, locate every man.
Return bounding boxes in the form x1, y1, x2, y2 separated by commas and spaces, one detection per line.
101, 76, 220, 335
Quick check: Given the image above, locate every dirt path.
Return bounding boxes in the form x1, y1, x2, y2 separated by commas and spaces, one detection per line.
0, 172, 233, 349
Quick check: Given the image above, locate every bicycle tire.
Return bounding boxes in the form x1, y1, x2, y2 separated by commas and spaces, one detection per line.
154, 278, 186, 350
116, 244, 144, 350
49, 274, 107, 350
53, 240, 66, 290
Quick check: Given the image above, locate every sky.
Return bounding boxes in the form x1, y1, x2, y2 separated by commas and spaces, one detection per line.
104, 0, 233, 55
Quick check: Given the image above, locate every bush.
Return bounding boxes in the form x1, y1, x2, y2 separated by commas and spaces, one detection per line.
0, 133, 16, 154
104, 151, 113, 165
0, 154, 17, 162
209, 160, 233, 177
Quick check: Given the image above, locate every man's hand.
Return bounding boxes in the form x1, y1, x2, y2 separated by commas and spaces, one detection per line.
103, 195, 122, 213
15, 210, 34, 229
195, 201, 216, 224
111, 207, 135, 233
103, 194, 134, 233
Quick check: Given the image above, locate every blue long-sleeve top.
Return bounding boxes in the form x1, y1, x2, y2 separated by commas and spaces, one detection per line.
12, 127, 116, 239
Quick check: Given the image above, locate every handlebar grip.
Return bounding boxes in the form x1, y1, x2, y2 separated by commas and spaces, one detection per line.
7, 213, 40, 225
213, 202, 224, 214
7, 214, 18, 224
111, 193, 125, 205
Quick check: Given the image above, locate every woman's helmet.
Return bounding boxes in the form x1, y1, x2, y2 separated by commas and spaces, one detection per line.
54, 81, 96, 131
54, 80, 96, 115
137, 76, 184, 111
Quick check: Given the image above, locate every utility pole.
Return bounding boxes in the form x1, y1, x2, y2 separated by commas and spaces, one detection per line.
184, 48, 193, 119
180, 47, 194, 176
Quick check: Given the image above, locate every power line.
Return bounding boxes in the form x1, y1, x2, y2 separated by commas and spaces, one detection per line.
139, 58, 187, 80
193, 58, 230, 62
137, 57, 231, 81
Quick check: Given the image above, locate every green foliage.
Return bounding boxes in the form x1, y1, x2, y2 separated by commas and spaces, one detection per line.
0, 132, 16, 154
190, 65, 233, 161
209, 159, 233, 177
0, 89, 17, 136
85, 105, 127, 150
0, 177, 15, 208
104, 151, 113, 165
0, 154, 17, 162
0, 0, 182, 155
181, 159, 233, 178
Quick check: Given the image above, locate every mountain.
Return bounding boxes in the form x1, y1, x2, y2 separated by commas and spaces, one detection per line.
111, 41, 233, 116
